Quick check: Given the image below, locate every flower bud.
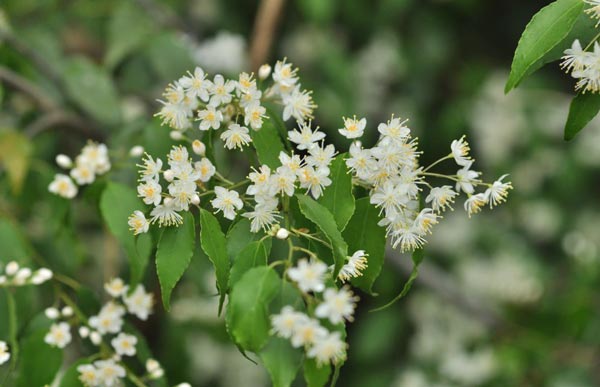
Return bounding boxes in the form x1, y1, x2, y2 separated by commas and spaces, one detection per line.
129, 145, 144, 157
61, 306, 74, 317
15, 268, 31, 284
32, 268, 53, 284
276, 228, 290, 240
170, 130, 184, 141
192, 140, 206, 156
163, 197, 173, 206
55, 154, 73, 169
146, 359, 161, 372
163, 169, 175, 182
0, 276, 6, 285
258, 64, 272, 80
5, 261, 19, 276
45, 307, 60, 320
79, 326, 90, 338
191, 194, 200, 206
90, 331, 102, 345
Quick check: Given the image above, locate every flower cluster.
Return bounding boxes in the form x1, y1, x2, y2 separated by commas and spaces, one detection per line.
48, 142, 111, 199
270, 258, 359, 365
0, 260, 53, 286
560, 3, 600, 93
342, 116, 511, 252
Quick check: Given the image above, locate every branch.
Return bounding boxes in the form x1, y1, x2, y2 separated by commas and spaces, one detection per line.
0, 66, 57, 111
249, 0, 286, 71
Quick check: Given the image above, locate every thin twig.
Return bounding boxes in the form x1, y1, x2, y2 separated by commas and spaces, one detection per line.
249, 0, 286, 71
0, 66, 57, 111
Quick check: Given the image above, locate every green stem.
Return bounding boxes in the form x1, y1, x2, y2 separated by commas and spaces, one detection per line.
585, 30, 600, 51
422, 154, 452, 173
6, 289, 18, 371
291, 228, 331, 249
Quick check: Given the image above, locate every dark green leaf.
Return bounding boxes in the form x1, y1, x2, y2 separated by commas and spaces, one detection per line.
59, 359, 88, 387
226, 218, 269, 262
146, 33, 194, 81
16, 329, 63, 387
318, 153, 355, 230
0, 217, 32, 264
156, 212, 196, 310
260, 337, 303, 387
250, 119, 286, 169
229, 240, 270, 287
304, 357, 331, 387
505, 0, 583, 93
296, 195, 349, 276
100, 182, 153, 286
564, 93, 600, 140
199, 209, 230, 313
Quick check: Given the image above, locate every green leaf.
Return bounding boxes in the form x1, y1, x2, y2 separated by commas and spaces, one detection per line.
564, 93, 600, 140
226, 266, 280, 352
100, 182, 153, 286
0, 217, 32, 264
104, 2, 152, 68
156, 212, 196, 310
505, 0, 583, 93
226, 218, 268, 262
304, 357, 331, 387
59, 359, 88, 387
250, 119, 286, 169
146, 33, 194, 81
199, 209, 230, 314
342, 198, 386, 293
371, 248, 424, 312
63, 56, 121, 125
260, 337, 303, 387
16, 329, 63, 387
0, 130, 32, 194
318, 154, 355, 230
296, 195, 349, 276
229, 240, 270, 287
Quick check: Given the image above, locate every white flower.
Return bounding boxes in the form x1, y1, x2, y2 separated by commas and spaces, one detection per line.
49, 174, 78, 199
247, 165, 272, 196
129, 145, 144, 158
123, 285, 153, 320
0, 341, 10, 365
370, 180, 407, 215
44, 322, 72, 348
242, 198, 280, 232
138, 155, 163, 182
270, 306, 306, 339
338, 250, 368, 282
272, 58, 299, 88
455, 162, 480, 194
150, 200, 184, 227
220, 124, 252, 150
197, 106, 223, 131
104, 278, 128, 298
451, 136, 472, 166
425, 186, 457, 212
79, 326, 90, 338
209, 74, 235, 106
287, 258, 328, 293
392, 228, 426, 252
128, 211, 150, 235
195, 158, 216, 182
45, 307, 60, 320
77, 364, 99, 386
146, 358, 164, 379
89, 302, 126, 334
111, 333, 138, 357
269, 166, 297, 197
62, 306, 74, 317
279, 152, 303, 172
78, 142, 110, 174
211, 186, 243, 220
290, 318, 327, 348
464, 193, 488, 217
282, 86, 316, 123
236, 72, 257, 94
137, 180, 162, 206
55, 154, 73, 169
5, 261, 18, 276
377, 116, 410, 144
306, 331, 346, 365
585, 0, 600, 25
306, 143, 336, 170
297, 166, 332, 199
412, 208, 438, 235
338, 116, 366, 139
239, 87, 262, 108
244, 102, 266, 130
179, 67, 211, 101
288, 122, 326, 150
346, 142, 376, 181
561, 39, 590, 73
484, 174, 512, 208
315, 287, 358, 324
13, 268, 31, 285
94, 359, 126, 387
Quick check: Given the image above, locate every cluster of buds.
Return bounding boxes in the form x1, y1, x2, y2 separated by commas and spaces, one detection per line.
0, 261, 53, 286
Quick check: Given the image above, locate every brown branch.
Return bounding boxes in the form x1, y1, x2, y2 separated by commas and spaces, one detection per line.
0, 66, 58, 111
249, 0, 286, 71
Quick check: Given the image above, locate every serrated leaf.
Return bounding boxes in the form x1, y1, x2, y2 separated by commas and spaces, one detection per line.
63, 56, 121, 125
229, 240, 270, 287
505, 0, 583, 93
226, 266, 280, 352
199, 209, 230, 313
156, 212, 195, 310
296, 195, 348, 276
304, 357, 331, 387
16, 329, 63, 387
0, 130, 32, 194
318, 153, 355, 230
564, 93, 600, 140
260, 337, 303, 387
100, 182, 153, 286
105, 2, 152, 68
250, 119, 286, 169
342, 198, 386, 293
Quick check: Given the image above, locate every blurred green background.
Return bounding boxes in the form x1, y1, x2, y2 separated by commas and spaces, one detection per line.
1, 0, 600, 386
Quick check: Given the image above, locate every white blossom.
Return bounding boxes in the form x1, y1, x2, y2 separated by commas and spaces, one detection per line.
211, 186, 243, 220
44, 322, 72, 348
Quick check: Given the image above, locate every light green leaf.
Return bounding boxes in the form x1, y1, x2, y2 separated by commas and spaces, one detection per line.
226, 266, 280, 352
105, 2, 152, 69
304, 357, 331, 387
156, 212, 196, 310
100, 182, 153, 286
146, 33, 194, 81
63, 57, 121, 125
342, 198, 386, 293
250, 119, 286, 169
260, 337, 303, 387
296, 195, 348, 276
16, 329, 63, 387
229, 240, 270, 287
199, 209, 230, 314
505, 0, 583, 93
318, 153, 355, 230
0, 130, 32, 194
0, 217, 32, 264
564, 93, 600, 140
